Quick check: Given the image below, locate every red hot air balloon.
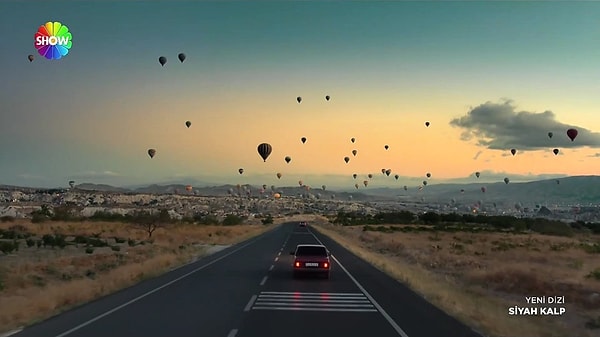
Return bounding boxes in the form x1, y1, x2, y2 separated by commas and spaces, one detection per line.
567, 128, 578, 141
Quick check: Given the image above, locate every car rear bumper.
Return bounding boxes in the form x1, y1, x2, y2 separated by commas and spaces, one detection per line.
294, 267, 330, 273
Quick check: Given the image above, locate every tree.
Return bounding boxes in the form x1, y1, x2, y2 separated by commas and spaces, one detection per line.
134, 209, 171, 238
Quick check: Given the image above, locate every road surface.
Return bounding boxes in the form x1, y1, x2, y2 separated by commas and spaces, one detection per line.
9, 222, 483, 337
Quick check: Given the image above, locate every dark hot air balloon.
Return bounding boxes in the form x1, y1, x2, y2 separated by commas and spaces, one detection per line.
422, 181, 427, 186
381, 168, 386, 174
178, 53, 186, 63
28, 54, 34, 62
425, 121, 430, 127
553, 148, 559, 155
285, 156, 291, 163
69, 180, 75, 188
148, 149, 156, 158
344, 156, 350, 163
548, 132, 553, 138
394, 174, 399, 180
385, 169, 391, 176
185, 121, 191, 128
475, 171, 480, 178
567, 128, 578, 141
481, 186, 486, 193
301, 137, 306, 144
363, 180, 368, 187
504, 177, 509, 184
257, 143, 272, 161
426, 172, 431, 178
403, 185, 408, 191
368, 174, 373, 179
296, 96, 302, 103
352, 173, 357, 179
511, 148, 517, 156
352, 149, 357, 156
325, 95, 330, 101
384, 145, 389, 150
276, 172, 282, 179
351, 137, 355, 143
158, 56, 167, 66
238, 168, 244, 174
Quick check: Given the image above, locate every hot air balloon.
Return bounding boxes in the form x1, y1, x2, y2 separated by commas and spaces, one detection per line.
28, 54, 34, 62
285, 156, 291, 163
548, 132, 553, 139
403, 185, 408, 191
504, 177, 509, 184
68, 180, 75, 188
425, 121, 430, 127
481, 186, 486, 193
148, 149, 156, 158
273, 193, 281, 199
394, 174, 399, 180
510, 149, 516, 156
185, 185, 192, 192
344, 156, 350, 163
158, 56, 167, 66
178, 53, 186, 63
352, 173, 357, 179
325, 95, 330, 101
238, 168, 244, 174
553, 148, 559, 155
355, 184, 359, 189
556, 179, 560, 184
460, 189, 465, 193
475, 172, 480, 178
351, 137, 355, 143
567, 128, 578, 141
381, 169, 386, 174
322, 185, 326, 191
352, 149, 357, 156
426, 172, 431, 178
299, 180, 303, 186
368, 174, 373, 179
385, 169, 391, 176
297, 96, 302, 103
422, 181, 427, 186
257, 143, 272, 162
262, 184, 267, 190
277, 172, 282, 179
363, 180, 368, 187
301, 137, 307, 144
185, 121, 191, 128
384, 145, 389, 150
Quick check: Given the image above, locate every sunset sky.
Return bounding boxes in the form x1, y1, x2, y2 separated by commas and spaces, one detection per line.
1, 0, 600, 189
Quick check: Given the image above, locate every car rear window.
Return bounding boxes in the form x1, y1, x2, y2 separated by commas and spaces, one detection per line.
296, 246, 327, 256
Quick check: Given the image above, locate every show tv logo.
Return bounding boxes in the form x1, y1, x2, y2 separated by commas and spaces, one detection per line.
34, 21, 72, 60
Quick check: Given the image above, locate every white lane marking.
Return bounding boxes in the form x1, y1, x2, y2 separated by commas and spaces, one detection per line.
256, 302, 374, 308
252, 307, 378, 312
244, 295, 257, 312
257, 298, 371, 303
227, 329, 238, 337
269, 265, 274, 271
308, 229, 410, 337
277, 252, 281, 256
260, 276, 268, 286
274, 257, 279, 262
261, 291, 363, 296
52, 229, 279, 337
0, 328, 23, 337
259, 294, 366, 300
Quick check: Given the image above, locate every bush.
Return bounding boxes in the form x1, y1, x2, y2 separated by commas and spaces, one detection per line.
261, 215, 274, 225
0, 241, 17, 254
111, 245, 121, 252
0, 216, 14, 222
127, 238, 136, 247
587, 268, 600, 281
222, 214, 245, 226
114, 237, 126, 244
26, 238, 35, 247
85, 247, 94, 254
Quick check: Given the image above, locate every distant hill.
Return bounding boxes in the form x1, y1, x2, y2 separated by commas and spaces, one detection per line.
3, 176, 599, 205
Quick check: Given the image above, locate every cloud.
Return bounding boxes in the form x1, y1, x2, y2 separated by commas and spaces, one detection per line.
444, 171, 567, 184
71, 170, 121, 179
590, 153, 600, 157
17, 173, 44, 180
449, 99, 600, 150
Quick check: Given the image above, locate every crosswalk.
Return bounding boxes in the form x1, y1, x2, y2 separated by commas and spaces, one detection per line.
251, 291, 378, 312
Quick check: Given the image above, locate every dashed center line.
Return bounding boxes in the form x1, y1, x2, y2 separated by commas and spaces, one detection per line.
244, 295, 257, 312
227, 329, 238, 337
269, 265, 274, 271
274, 257, 279, 262
260, 276, 268, 286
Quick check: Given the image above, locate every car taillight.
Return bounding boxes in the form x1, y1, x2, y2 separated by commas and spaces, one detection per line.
323, 262, 329, 268
295, 261, 300, 267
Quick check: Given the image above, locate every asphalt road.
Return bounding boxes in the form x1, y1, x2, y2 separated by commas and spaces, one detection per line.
8, 222, 484, 337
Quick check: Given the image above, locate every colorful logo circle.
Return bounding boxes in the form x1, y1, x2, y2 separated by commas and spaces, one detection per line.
34, 21, 72, 60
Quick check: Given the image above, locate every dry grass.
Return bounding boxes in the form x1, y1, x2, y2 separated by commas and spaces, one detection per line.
312, 223, 600, 337
0, 220, 275, 333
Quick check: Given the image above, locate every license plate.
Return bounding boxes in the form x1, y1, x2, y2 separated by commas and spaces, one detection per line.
305, 262, 319, 267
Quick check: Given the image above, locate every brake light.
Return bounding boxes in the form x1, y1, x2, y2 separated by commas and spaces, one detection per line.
295, 261, 300, 267
323, 262, 329, 268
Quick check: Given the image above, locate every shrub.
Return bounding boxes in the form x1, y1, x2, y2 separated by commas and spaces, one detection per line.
114, 237, 126, 244
0, 216, 15, 222
222, 214, 245, 226
587, 268, 600, 281
261, 215, 274, 225
85, 247, 94, 254
111, 246, 121, 252
0, 241, 16, 254
26, 238, 35, 247
127, 238, 136, 247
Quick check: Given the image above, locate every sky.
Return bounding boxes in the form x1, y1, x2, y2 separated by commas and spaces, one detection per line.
1, 0, 600, 189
